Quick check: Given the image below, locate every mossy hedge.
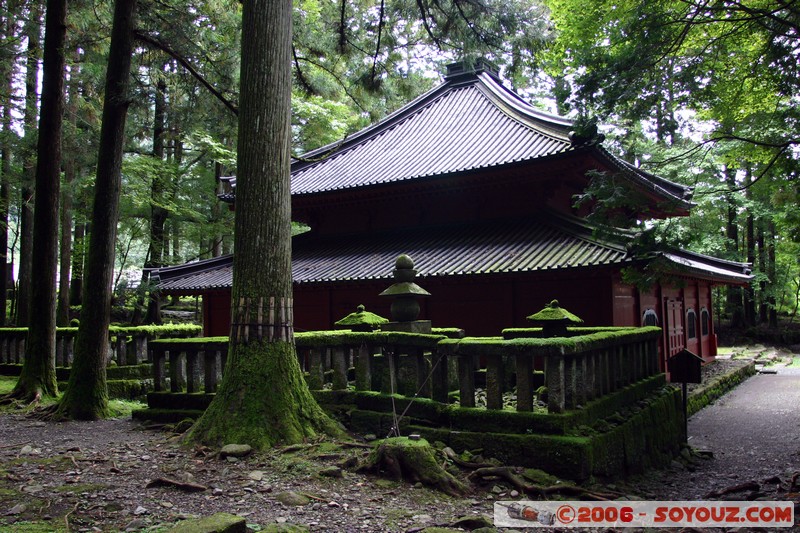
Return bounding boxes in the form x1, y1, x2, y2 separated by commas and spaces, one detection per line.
439, 327, 661, 357
686, 361, 756, 417
57, 378, 151, 400
0, 324, 202, 338
503, 326, 638, 339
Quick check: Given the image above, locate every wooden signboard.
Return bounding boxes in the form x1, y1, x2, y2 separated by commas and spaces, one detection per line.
668, 349, 703, 384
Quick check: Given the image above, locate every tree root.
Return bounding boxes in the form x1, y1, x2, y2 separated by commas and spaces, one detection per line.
703, 481, 760, 498
467, 467, 622, 500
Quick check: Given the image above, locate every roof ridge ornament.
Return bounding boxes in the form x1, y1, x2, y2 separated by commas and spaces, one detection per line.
568, 115, 606, 146
444, 58, 500, 81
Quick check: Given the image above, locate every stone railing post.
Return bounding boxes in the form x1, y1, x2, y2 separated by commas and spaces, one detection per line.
306, 348, 324, 390
485, 353, 504, 410
457, 354, 476, 408
430, 348, 449, 403
169, 349, 187, 393
186, 347, 202, 393
354, 343, 374, 391
515, 353, 533, 412
331, 346, 348, 390
130, 333, 148, 365
203, 347, 222, 393
545, 352, 565, 413
151, 346, 168, 392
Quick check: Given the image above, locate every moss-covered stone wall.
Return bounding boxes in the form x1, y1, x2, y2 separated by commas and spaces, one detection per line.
312, 377, 684, 481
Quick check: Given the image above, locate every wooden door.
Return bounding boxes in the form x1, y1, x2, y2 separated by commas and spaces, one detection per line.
664, 297, 685, 357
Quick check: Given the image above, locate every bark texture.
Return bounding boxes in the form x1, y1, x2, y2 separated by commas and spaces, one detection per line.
14, 0, 68, 400
16, 2, 41, 327
56, 0, 138, 420
188, 0, 339, 448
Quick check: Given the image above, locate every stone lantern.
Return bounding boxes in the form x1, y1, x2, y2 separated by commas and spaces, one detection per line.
379, 254, 431, 333
527, 299, 583, 337
334, 304, 388, 332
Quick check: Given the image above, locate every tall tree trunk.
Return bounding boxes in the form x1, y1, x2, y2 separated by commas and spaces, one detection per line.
743, 168, 756, 326
212, 161, 224, 257
757, 220, 767, 324
56, 0, 137, 420
724, 166, 744, 328
69, 221, 85, 305
188, 0, 339, 449
12, 0, 67, 401
143, 77, 167, 324
767, 220, 778, 328
17, 1, 42, 327
0, 6, 18, 326
57, 51, 79, 326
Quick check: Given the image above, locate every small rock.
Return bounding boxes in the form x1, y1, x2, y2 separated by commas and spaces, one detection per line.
491, 484, 504, 494
411, 514, 433, 524
226, 456, 239, 463
6, 503, 26, 515
159, 501, 174, 508
220, 444, 253, 458
275, 491, 310, 506
140, 455, 151, 461
212, 488, 224, 496
22, 484, 44, 494
451, 515, 493, 529
319, 466, 343, 478
124, 518, 149, 531
509, 490, 520, 497
20, 445, 38, 455
338, 456, 358, 469
133, 506, 148, 516
363, 434, 377, 441
327, 501, 340, 508
248, 470, 265, 481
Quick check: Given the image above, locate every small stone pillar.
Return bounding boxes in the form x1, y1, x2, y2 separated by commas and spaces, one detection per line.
526, 299, 583, 337
379, 254, 431, 334
334, 304, 388, 332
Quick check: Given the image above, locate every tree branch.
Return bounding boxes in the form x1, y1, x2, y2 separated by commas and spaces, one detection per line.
133, 30, 238, 116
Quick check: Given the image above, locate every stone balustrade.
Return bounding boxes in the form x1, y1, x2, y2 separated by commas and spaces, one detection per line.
0, 325, 202, 368
146, 327, 662, 415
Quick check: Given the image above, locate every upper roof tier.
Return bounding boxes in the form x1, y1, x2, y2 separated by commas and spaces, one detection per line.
219, 61, 693, 212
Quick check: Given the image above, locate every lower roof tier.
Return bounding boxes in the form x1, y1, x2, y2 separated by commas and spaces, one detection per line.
153, 214, 751, 293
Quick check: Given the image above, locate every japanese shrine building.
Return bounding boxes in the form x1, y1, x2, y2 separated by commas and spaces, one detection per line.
154, 61, 751, 370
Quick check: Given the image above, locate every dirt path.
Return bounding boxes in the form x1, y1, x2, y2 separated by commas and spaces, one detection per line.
630, 371, 800, 505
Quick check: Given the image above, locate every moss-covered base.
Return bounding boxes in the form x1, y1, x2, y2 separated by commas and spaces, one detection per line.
186, 340, 343, 449
336, 386, 684, 481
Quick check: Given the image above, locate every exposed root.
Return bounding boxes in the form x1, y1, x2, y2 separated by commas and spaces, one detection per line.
467, 466, 623, 501
703, 480, 760, 498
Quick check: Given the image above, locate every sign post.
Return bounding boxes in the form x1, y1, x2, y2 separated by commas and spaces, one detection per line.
667, 349, 704, 442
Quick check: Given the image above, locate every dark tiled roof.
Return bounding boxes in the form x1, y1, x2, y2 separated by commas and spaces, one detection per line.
219, 67, 693, 210
658, 250, 751, 284
290, 72, 575, 195
155, 214, 631, 292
